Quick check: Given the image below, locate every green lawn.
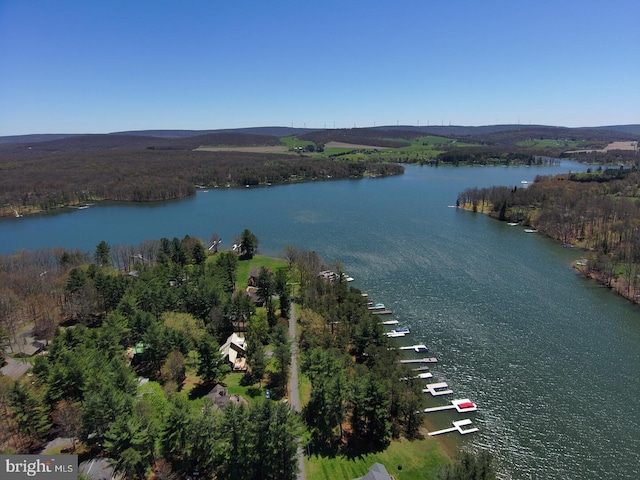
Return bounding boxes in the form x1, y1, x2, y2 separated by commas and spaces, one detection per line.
223, 370, 268, 406
234, 254, 288, 290
305, 435, 450, 480
280, 135, 316, 151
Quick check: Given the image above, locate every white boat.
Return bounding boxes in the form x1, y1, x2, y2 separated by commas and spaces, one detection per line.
507, 222, 519, 226
524, 228, 538, 233
393, 326, 410, 334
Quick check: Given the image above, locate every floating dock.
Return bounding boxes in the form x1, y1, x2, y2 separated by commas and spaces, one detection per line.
380, 319, 398, 325
428, 419, 478, 436
423, 382, 453, 396
412, 365, 430, 372
368, 303, 386, 310
399, 357, 437, 364
398, 344, 428, 353
387, 331, 407, 338
423, 399, 477, 413
399, 372, 433, 381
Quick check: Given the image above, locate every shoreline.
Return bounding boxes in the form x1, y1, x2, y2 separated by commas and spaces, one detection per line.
0, 171, 405, 219
459, 203, 640, 307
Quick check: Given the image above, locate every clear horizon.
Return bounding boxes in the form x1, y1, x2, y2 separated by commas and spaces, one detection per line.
1, 0, 639, 136
2, 122, 640, 139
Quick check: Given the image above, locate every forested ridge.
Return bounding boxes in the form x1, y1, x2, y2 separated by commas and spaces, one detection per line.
457, 165, 640, 302
0, 235, 439, 479
0, 145, 402, 217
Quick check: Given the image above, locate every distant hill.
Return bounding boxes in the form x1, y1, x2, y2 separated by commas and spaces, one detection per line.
596, 125, 640, 136
0, 132, 284, 154
0, 133, 81, 145
110, 126, 315, 139
1, 124, 637, 148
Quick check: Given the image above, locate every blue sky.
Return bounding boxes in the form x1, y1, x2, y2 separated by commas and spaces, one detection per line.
1, 0, 638, 135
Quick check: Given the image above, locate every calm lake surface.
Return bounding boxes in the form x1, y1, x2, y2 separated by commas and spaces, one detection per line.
2, 162, 639, 479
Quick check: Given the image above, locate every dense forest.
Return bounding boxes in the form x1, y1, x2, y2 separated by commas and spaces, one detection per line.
457, 165, 640, 302
0, 130, 404, 217
2, 124, 636, 218
0, 233, 431, 479
0, 146, 402, 217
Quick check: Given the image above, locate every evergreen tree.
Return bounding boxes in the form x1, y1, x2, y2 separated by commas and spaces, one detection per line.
160, 394, 195, 471
188, 399, 224, 477
196, 332, 230, 385
256, 267, 276, 326
192, 241, 206, 265
211, 251, 238, 294
81, 378, 133, 443
239, 229, 259, 259
94, 240, 111, 267
274, 267, 291, 319
436, 450, 496, 480
270, 324, 291, 394
8, 382, 51, 447
104, 412, 152, 479
218, 403, 250, 479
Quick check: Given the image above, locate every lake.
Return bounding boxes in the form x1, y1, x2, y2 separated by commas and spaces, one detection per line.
2, 162, 639, 479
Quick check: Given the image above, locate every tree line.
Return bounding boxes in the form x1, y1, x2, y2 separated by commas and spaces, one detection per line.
433, 147, 563, 166
457, 167, 640, 301
0, 146, 402, 217
283, 246, 425, 454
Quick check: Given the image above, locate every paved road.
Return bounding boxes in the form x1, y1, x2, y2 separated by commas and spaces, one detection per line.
79, 457, 119, 480
288, 304, 306, 480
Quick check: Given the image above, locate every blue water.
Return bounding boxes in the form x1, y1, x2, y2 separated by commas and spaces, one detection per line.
2, 162, 639, 479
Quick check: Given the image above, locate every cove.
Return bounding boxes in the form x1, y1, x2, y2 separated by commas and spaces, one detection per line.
2, 162, 639, 479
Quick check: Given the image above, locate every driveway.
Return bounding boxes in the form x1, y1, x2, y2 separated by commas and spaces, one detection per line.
288, 304, 306, 480
1, 355, 32, 379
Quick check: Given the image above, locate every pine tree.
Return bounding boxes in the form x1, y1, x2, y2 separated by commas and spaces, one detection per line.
196, 332, 230, 385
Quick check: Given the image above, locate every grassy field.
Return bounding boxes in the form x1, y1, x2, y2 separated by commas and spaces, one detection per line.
234, 254, 288, 290
280, 135, 316, 152
305, 435, 451, 480
326, 135, 480, 163
516, 138, 584, 148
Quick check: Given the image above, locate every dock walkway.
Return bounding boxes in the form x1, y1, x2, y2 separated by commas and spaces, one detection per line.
399, 357, 437, 364
428, 419, 478, 436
